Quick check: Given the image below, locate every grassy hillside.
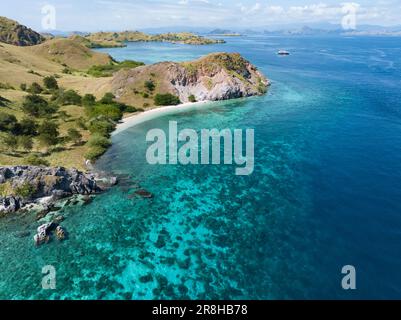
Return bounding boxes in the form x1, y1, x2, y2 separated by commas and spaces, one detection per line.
0, 36, 141, 170
0, 16, 45, 46
69, 35, 125, 49
28, 38, 114, 69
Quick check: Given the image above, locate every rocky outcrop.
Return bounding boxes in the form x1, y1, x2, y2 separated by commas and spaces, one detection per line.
0, 166, 117, 214
111, 52, 270, 105
0, 16, 45, 46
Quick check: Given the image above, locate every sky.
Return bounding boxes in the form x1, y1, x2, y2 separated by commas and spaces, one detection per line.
1, 0, 401, 31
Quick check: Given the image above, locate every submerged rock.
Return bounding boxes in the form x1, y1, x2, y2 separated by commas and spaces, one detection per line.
55, 226, 67, 241
34, 222, 67, 246
135, 189, 154, 199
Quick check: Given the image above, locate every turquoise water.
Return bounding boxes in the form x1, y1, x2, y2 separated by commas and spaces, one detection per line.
1, 36, 401, 299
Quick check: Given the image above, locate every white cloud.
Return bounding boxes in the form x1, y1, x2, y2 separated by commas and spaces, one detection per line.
21, 0, 400, 31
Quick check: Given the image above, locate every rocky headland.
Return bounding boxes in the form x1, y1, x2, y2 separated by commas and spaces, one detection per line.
111, 52, 270, 105
0, 166, 117, 215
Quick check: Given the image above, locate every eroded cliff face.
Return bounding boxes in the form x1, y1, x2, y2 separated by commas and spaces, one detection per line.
111, 53, 270, 106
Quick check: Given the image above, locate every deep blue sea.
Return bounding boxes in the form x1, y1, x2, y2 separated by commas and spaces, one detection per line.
1, 36, 401, 299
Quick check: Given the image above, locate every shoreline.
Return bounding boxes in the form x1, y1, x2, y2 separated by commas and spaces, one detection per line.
112, 100, 212, 136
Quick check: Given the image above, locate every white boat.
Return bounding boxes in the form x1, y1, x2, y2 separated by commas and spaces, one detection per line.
277, 50, 290, 56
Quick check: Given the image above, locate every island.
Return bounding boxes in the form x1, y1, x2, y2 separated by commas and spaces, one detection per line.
209, 29, 242, 37
84, 31, 226, 48
0, 16, 269, 216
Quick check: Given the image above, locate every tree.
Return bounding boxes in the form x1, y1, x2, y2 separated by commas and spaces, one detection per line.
188, 94, 197, 103
43, 76, 59, 90
28, 82, 43, 94
19, 118, 37, 136
67, 128, 82, 145
85, 146, 107, 161
0, 112, 18, 132
21, 94, 49, 117
88, 104, 122, 122
144, 80, 155, 92
87, 133, 111, 149
55, 89, 82, 106
18, 135, 33, 152
100, 92, 115, 104
20, 83, 27, 91
1, 134, 18, 152
37, 120, 59, 149
82, 94, 96, 107
88, 119, 114, 137
154, 93, 181, 106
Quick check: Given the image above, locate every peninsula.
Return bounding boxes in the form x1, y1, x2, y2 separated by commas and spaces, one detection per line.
0, 17, 269, 215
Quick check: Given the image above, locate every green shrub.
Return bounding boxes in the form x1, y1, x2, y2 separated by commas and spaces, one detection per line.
25, 154, 49, 166
99, 92, 115, 104
43, 76, 59, 90
21, 94, 55, 117
1, 133, 18, 151
188, 94, 197, 103
88, 119, 115, 137
62, 68, 72, 74
82, 94, 96, 107
85, 146, 107, 161
55, 89, 82, 106
67, 128, 82, 145
87, 60, 144, 77
144, 80, 155, 92
0, 182, 13, 197
0, 112, 18, 132
28, 82, 43, 94
89, 104, 122, 122
37, 120, 60, 148
18, 118, 38, 136
14, 182, 36, 199
87, 133, 111, 149
18, 135, 33, 152
154, 93, 181, 106
20, 83, 27, 91
142, 92, 149, 98
123, 105, 137, 113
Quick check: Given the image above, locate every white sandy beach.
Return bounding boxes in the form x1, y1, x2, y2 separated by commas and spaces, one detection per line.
112, 100, 212, 136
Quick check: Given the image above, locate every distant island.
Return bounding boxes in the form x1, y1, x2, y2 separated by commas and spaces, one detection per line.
209, 29, 242, 37
84, 31, 226, 48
